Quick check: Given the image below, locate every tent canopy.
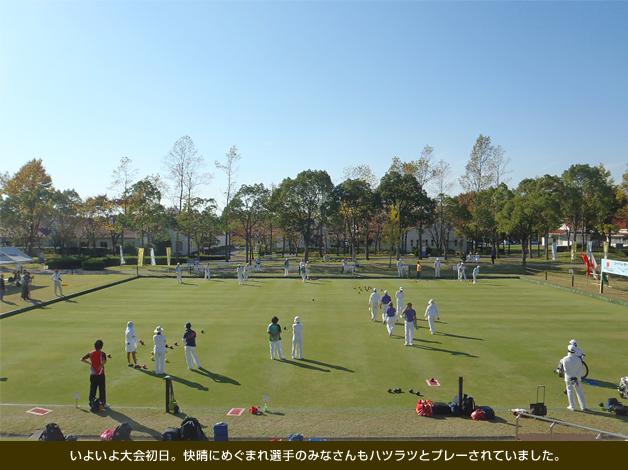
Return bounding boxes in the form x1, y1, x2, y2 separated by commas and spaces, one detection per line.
0, 247, 34, 265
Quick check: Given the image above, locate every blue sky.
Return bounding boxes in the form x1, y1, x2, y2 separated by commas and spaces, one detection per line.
1, 0, 626, 210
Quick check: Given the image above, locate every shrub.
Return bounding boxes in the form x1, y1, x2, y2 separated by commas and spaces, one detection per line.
81, 258, 106, 271
45, 256, 85, 270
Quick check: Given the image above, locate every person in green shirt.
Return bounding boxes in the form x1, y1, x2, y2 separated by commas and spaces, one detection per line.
267, 316, 286, 360
284, 258, 290, 277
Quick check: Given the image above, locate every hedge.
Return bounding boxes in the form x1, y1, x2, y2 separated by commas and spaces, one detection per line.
81, 258, 106, 271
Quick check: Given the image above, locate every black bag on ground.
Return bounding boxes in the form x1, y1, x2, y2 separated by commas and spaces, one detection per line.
180, 417, 204, 441
432, 402, 453, 415
453, 394, 476, 416
112, 422, 132, 441
161, 427, 181, 441
39, 423, 65, 441
476, 406, 495, 420
530, 386, 547, 416
605, 398, 628, 415
90, 398, 104, 413
447, 402, 462, 417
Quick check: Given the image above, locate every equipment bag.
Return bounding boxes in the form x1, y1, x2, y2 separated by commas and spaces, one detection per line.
476, 406, 495, 420
530, 386, 547, 416
161, 427, 181, 441
432, 402, 452, 415
100, 429, 114, 441
453, 394, 476, 416
112, 422, 132, 441
40, 423, 66, 441
471, 408, 486, 421
90, 398, 104, 413
180, 417, 204, 441
416, 399, 434, 417
447, 402, 462, 417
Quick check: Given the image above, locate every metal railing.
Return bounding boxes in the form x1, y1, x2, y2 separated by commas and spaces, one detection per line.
514, 411, 628, 441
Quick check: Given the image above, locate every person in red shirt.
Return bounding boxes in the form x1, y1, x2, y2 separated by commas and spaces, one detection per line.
81, 339, 108, 408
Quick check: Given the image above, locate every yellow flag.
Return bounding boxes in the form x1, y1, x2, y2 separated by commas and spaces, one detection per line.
166, 247, 171, 266
137, 248, 144, 267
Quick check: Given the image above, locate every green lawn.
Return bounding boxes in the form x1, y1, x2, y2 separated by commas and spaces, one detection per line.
1, 274, 627, 439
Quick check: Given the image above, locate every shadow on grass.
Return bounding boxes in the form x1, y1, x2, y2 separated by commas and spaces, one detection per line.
584, 379, 617, 390
138, 369, 209, 391
411, 343, 479, 358
100, 409, 166, 438
279, 359, 330, 372
434, 332, 483, 341
193, 367, 241, 386
301, 359, 354, 373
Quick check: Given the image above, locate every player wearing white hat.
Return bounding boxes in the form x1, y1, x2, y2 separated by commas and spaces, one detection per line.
424, 299, 440, 334
153, 326, 167, 375
560, 345, 588, 411
368, 288, 381, 322
395, 287, 405, 322
125, 321, 141, 368
292, 316, 304, 360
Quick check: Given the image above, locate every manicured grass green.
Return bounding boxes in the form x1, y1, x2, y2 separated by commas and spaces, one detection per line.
1, 275, 627, 439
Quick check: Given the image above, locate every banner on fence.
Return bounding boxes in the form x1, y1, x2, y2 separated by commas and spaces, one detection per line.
601, 259, 628, 278
166, 247, 171, 266
551, 242, 557, 261
150, 248, 156, 266
137, 248, 144, 267
120, 245, 125, 265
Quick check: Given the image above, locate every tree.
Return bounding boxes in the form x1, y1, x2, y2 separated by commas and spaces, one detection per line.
215, 145, 241, 261
427, 159, 455, 258
229, 184, 269, 263
50, 189, 83, 255
460, 135, 498, 252
332, 179, 378, 260
108, 156, 139, 248
276, 170, 334, 261
342, 164, 378, 190
0, 159, 55, 255
128, 178, 171, 248
162, 136, 213, 258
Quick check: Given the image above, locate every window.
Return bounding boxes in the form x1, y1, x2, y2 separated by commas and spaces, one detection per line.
100, 242, 108, 248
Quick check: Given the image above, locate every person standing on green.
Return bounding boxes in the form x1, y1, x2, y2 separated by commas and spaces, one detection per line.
284, 258, 290, 277
267, 316, 286, 360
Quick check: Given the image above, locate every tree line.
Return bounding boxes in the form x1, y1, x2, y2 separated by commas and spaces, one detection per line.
1, 135, 627, 268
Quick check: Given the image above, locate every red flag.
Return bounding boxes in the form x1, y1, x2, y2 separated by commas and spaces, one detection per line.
580, 253, 591, 276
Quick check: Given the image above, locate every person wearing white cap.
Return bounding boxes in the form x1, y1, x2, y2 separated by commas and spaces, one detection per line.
153, 326, 167, 375
396, 258, 403, 278
424, 299, 440, 334
204, 263, 211, 280
395, 287, 405, 321
560, 345, 588, 411
284, 258, 290, 277
368, 288, 381, 322
569, 340, 586, 359
125, 321, 141, 368
237, 264, 244, 285
51, 269, 64, 296
292, 316, 304, 359
458, 262, 467, 281
472, 265, 480, 284
434, 258, 441, 278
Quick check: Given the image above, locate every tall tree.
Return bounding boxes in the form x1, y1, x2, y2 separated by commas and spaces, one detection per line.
428, 159, 455, 258
229, 184, 269, 263
108, 156, 139, 249
276, 170, 334, 262
460, 135, 498, 252
50, 189, 83, 255
0, 159, 55, 255
215, 145, 241, 261
162, 136, 213, 259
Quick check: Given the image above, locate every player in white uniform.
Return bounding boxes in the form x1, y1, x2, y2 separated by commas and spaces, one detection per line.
292, 316, 304, 359
394, 287, 405, 321
560, 345, 588, 411
368, 288, 381, 322
424, 299, 440, 334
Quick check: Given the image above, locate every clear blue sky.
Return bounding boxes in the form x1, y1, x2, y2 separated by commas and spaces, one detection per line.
1, 0, 626, 211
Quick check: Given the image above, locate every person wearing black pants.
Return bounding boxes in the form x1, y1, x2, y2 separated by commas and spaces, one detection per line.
81, 339, 108, 408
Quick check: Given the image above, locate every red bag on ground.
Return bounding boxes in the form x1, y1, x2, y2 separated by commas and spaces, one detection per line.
248, 406, 259, 415
100, 429, 114, 441
471, 408, 486, 421
416, 399, 434, 417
